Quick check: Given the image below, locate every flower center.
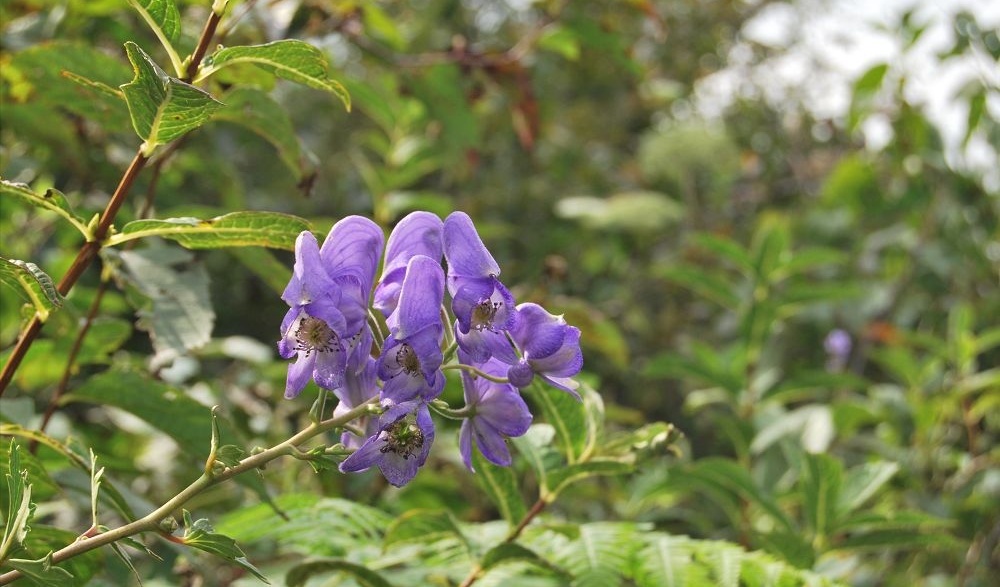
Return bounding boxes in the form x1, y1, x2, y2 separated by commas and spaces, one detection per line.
294, 316, 340, 356
471, 299, 501, 330
379, 420, 425, 459
396, 343, 421, 375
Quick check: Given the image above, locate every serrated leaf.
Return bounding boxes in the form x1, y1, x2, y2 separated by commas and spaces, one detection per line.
286, 559, 393, 587
5, 552, 75, 586
212, 88, 312, 183
115, 246, 213, 360
471, 450, 527, 526
1, 180, 90, 238
181, 511, 269, 583
633, 535, 693, 587
108, 211, 311, 250
530, 382, 587, 463
481, 543, 571, 579
0, 258, 64, 321
696, 543, 743, 587
197, 40, 350, 110
126, 0, 183, 75
120, 41, 223, 154
552, 523, 636, 585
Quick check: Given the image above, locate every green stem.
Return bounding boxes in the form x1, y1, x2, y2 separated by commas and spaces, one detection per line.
0, 399, 375, 585
441, 363, 509, 383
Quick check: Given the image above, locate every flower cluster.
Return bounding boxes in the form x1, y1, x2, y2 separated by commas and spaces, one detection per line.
277, 211, 583, 486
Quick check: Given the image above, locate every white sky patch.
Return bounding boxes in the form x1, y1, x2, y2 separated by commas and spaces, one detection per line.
696, 0, 1000, 189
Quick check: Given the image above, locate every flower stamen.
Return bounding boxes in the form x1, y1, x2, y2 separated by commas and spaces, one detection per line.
379, 420, 425, 459
294, 316, 341, 356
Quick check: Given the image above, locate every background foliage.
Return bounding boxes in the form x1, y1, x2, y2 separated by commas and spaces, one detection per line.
1, 0, 998, 585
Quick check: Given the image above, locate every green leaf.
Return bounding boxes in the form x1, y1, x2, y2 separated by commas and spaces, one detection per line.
696, 542, 743, 587
1, 440, 34, 564
659, 265, 740, 309
115, 246, 214, 360
690, 232, 754, 275
835, 529, 961, 551
212, 88, 312, 183
674, 458, 794, 533
108, 211, 311, 250
555, 192, 685, 233
547, 459, 633, 497
197, 40, 350, 110
481, 543, 571, 579
120, 41, 223, 155
5, 553, 75, 586
552, 522, 636, 586
801, 453, 843, 538
382, 510, 469, 554
530, 382, 587, 463
633, 535, 693, 587
538, 25, 581, 61
126, 0, 183, 75
286, 559, 393, 587
20, 526, 104, 585
836, 462, 899, 517
181, 510, 269, 583
227, 248, 292, 295
511, 425, 559, 493
0, 258, 64, 321
1, 180, 90, 238
470, 450, 527, 526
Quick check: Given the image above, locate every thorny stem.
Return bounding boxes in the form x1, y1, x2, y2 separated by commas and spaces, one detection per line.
0, 6, 223, 397
0, 399, 377, 585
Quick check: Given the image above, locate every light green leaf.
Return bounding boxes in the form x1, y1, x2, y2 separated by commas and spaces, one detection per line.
1, 440, 34, 564
690, 232, 754, 275
481, 543, 571, 579
547, 459, 633, 497
511, 425, 559, 492
181, 510, 269, 583
801, 453, 843, 538
538, 25, 581, 60
530, 382, 587, 464
212, 87, 313, 183
382, 510, 469, 554
659, 265, 740, 309
837, 462, 899, 516
286, 559, 393, 587
115, 246, 214, 360
552, 523, 635, 585
120, 41, 223, 155
470, 450, 527, 526
697, 543, 743, 587
4, 553, 75, 587
555, 191, 685, 233
1, 180, 90, 238
0, 258, 64, 321
126, 0, 183, 75
107, 211, 310, 250
197, 40, 350, 110
633, 535, 693, 587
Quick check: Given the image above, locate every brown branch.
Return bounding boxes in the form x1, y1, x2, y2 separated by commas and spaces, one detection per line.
458, 497, 548, 587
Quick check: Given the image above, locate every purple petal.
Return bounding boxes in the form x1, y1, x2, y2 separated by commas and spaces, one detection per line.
312, 347, 346, 390
530, 327, 583, 377
381, 211, 444, 276
304, 295, 348, 337
444, 212, 501, 281
473, 421, 513, 467
510, 303, 567, 360
320, 216, 385, 292
476, 386, 532, 436
282, 231, 333, 307
378, 451, 422, 487
284, 352, 316, 399
459, 420, 474, 471
396, 255, 445, 339
541, 375, 581, 399
372, 267, 404, 318
338, 431, 387, 473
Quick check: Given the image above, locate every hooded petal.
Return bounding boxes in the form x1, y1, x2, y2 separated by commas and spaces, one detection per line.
510, 303, 568, 360
472, 420, 513, 467
338, 430, 388, 473
476, 385, 533, 436
396, 255, 445, 339
320, 216, 385, 292
443, 212, 501, 283
282, 231, 333, 307
381, 212, 444, 276
530, 326, 583, 377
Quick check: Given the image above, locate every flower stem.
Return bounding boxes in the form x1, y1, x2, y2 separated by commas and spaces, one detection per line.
441, 363, 508, 383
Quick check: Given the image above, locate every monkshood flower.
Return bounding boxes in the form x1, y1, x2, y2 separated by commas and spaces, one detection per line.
502, 303, 583, 398
458, 352, 532, 470
378, 255, 446, 402
824, 328, 852, 373
373, 211, 444, 327
332, 355, 380, 449
319, 216, 385, 371
339, 399, 435, 487
443, 211, 516, 361
278, 231, 350, 398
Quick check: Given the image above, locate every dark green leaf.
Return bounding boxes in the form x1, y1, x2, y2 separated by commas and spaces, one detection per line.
20, 526, 104, 585
1, 180, 89, 238
659, 265, 740, 309
198, 40, 350, 110
530, 382, 587, 463
109, 212, 311, 250
690, 233, 754, 274
510, 425, 560, 493
212, 88, 312, 183
470, 450, 527, 527
126, 0, 182, 74
0, 257, 63, 321
286, 559, 394, 587
835, 530, 961, 551
120, 41, 223, 154
547, 459, 633, 497
836, 462, 899, 517
481, 543, 571, 579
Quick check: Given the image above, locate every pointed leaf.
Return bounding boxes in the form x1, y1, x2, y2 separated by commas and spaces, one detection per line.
1, 440, 34, 563
181, 511, 269, 583
837, 462, 899, 517
530, 382, 587, 463
547, 459, 633, 497
197, 40, 350, 109
126, 0, 183, 74
5, 553, 75, 586
801, 453, 843, 538
0, 258, 64, 321
120, 41, 223, 154
481, 543, 571, 579
286, 559, 393, 587
108, 211, 310, 250
1, 181, 90, 238
382, 510, 469, 554
471, 449, 527, 527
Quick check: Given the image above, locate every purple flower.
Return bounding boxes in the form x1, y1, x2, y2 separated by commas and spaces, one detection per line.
503, 303, 583, 398
458, 353, 532, 470
824, 329, 852, 372
443, 212, 516, 360
378, 255, 446, 402
339, 399, 435, 487
373, 212, 444, 325
278, 232, 350, 398
332, 356, 379, 449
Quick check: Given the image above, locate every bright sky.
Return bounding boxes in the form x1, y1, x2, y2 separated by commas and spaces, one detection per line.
695, 0, 1000, 189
